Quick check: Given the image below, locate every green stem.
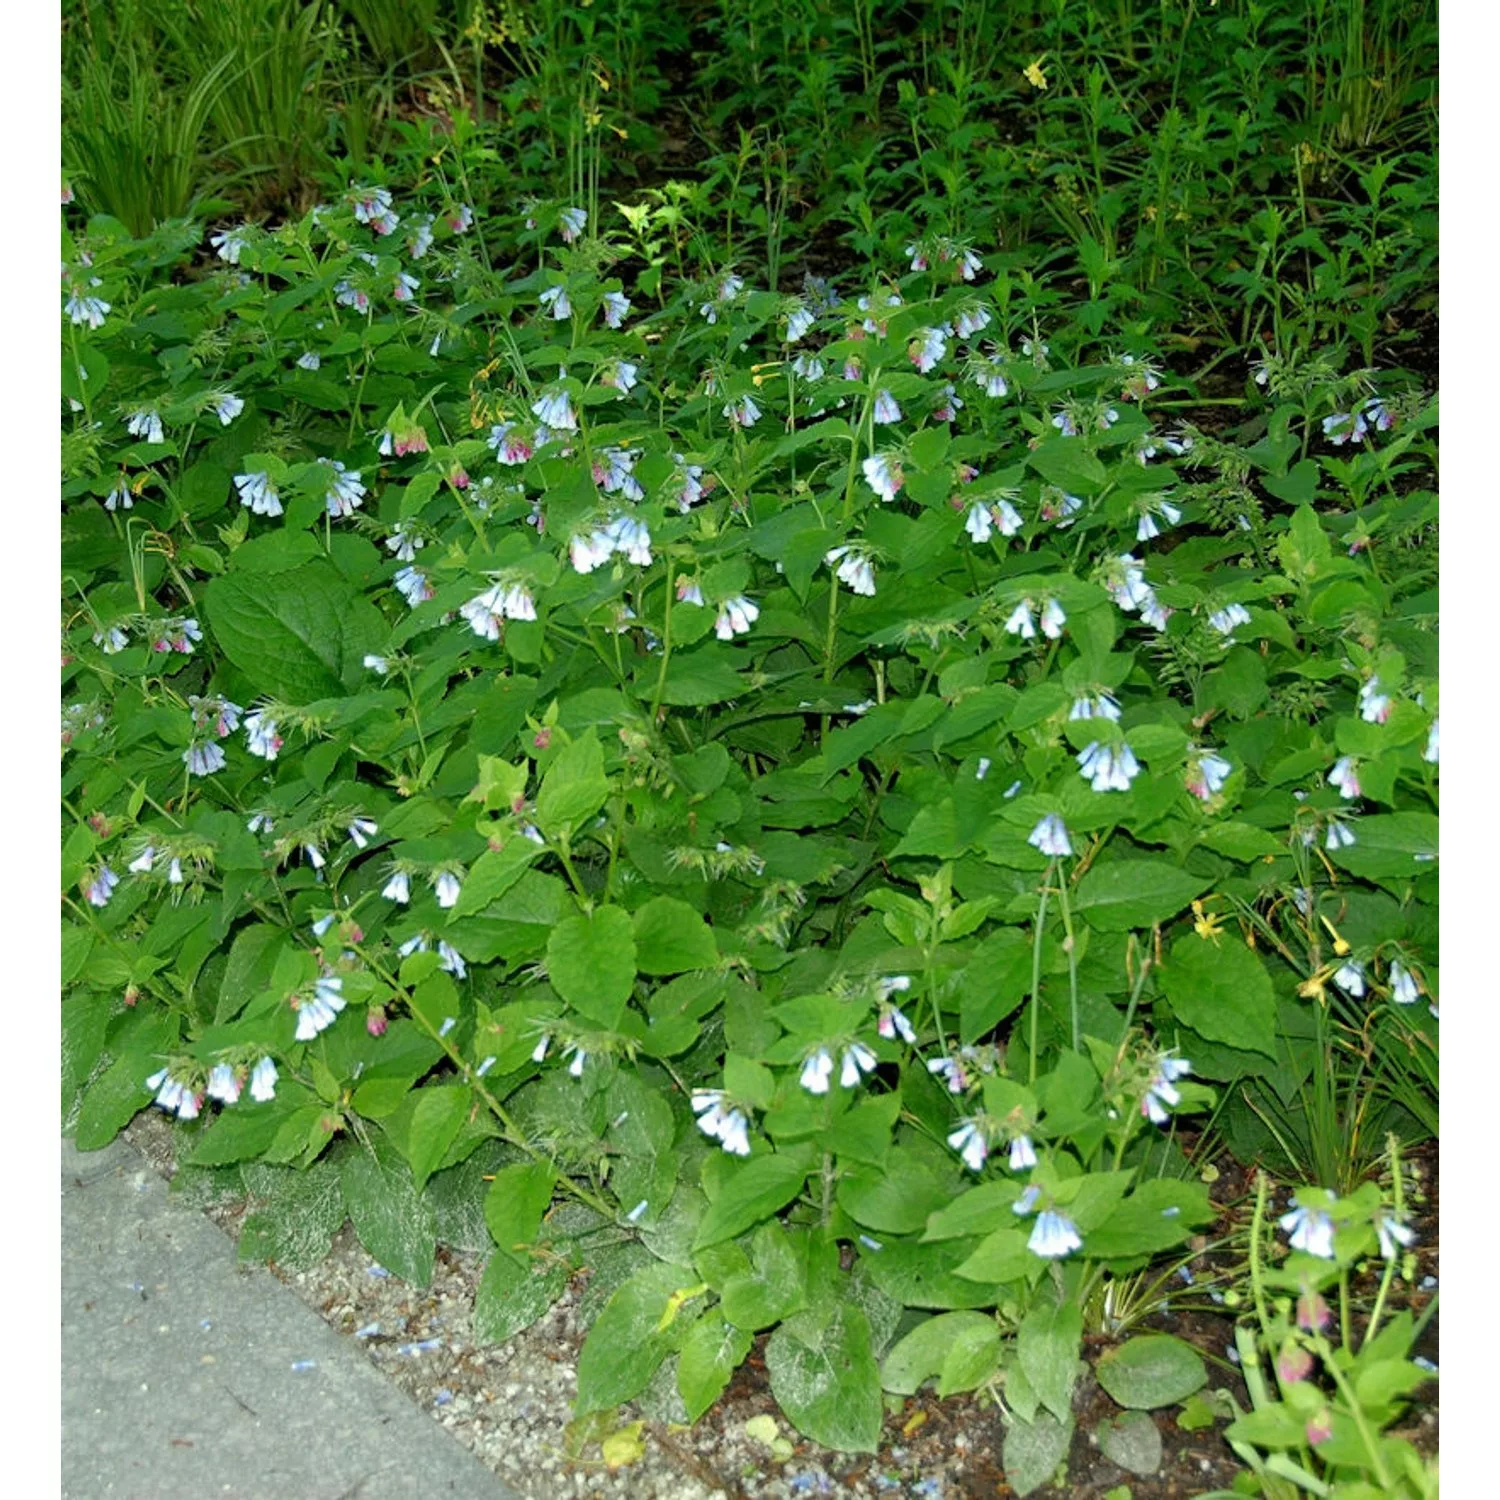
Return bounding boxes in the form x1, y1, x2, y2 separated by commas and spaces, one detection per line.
68, 324, 93, 424
357, 947, 617, 1220
819, 579, 840, 748
1312, 1328, 1394, 1489
1249, 1171, 1273, 1341
1055, 863, 1081, 1052
401, 668, 428, 761
555, 840, 590, 902
1027, 864, 1054, 1085
822, 579, 840, 686
1116, 943, 1152, 1057
1361, 1134, 1404, 1350
650, 556, 675, 722
924, 936, 947, 1056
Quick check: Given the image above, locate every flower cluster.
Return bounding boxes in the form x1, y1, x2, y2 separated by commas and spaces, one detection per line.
692, 1090, 751, 1156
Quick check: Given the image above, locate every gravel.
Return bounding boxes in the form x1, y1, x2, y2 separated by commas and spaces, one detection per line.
117, 1112, 999, 1500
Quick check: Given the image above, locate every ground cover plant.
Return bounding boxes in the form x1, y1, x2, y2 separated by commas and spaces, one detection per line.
62, 1, 1438, 1492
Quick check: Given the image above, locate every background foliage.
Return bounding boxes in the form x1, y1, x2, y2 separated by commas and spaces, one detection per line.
62, 0, 1437, 1488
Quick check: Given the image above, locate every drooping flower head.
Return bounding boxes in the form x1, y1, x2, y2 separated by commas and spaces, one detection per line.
1077, 742, 1141, 793
1186, 750, 1233, 801
1028, 814, 1072, 858
826, 545, 877, 597
948, 1119, 991, 1173
861, 452, 905, 502
714, 596, 759, 641
1279, 1192, 1337, 1259
1028, 1209, 1083, 1259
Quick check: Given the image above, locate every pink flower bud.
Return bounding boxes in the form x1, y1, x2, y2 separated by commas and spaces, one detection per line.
1296, 1287, 1331, 1332
1305, 1410, 1333, 1446
366, 1007, 388, 1037
1277, 1344, 1314, 1384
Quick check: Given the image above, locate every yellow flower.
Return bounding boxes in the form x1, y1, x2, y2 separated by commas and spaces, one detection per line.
1318, 913, 1351, 956
1299, 971, 1329, 1002
1024, 57, 1049, 90
1192, 899, 1225, 944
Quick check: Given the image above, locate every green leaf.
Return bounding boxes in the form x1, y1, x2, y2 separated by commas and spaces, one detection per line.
723, 1054, 776, 1111
262, 1106, 334, 1164
1017, 1301, 1083, 1422
1095, 1335, 1208, 1409
473, 1250, 569, 1344
632, 896, 719, 974
642, 647, 746, 706
74, 1014, 177, 1150
216, 924, 289, 1023
1097, 1410, 1164, 1476
959, 928, 1034, 1042
535, 732, 610, 835
1158, 933, 1278, 1057
399, 471, 441, 519
405, 1085, 472, 1191
940, 1318, 1004, 1397
203, 561, 384, 701
883, 1311, 997, 1395
449, 839, 540, 919
1028, 441, 1108, 494
954, 1227, 1035, 1284
575, 1261, 700, 1414
892, 799, 969, 859
1353, 1357, 1428, 1413
908, 425, 950, 471
720, 1223, 807, 1330
921, 1181, 1023, 1241
62, 923, 93, 985
1327, 812, 1439, 879
1074, 860, 1210, 931
408, 972, 460, 1033
1176, 1393, 1223, 1432
547, 906, 636, 1028
864, 1238, 1011, 1308
350, 1078, 412, 1122
425, 1144, 510, 1253
827, 1091, 902, 1168
677, 1308, 753, 1422
1223, 1404, 1306, 1448
1084, 1180, 1215, 1259
1261, 460, 1321, 505
185, 1100, 299, 1166
604, 1072, 679, 1221
1196, 822, 1284, 862
484, 1162, 559, 1263
837, 1141, 959, 1234
766, 1299, 883, 1453
1277, 504, 1334, 584
237, 1161, 346, 1271
340, 1136, 437, 1286
1003, 1410, 1074, 1498
1203, 648, 1268, 719
61, 990, 113, 1107
693, 1146, 816, 1250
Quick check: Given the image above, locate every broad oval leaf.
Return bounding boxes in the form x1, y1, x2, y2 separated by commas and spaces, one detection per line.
1095, 1334, 1208, 1409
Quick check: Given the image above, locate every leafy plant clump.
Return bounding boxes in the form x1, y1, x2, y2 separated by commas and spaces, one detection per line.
61, 5, 1437, 1483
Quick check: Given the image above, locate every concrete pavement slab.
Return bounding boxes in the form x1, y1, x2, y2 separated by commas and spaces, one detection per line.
62, 1133, 520, 1500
